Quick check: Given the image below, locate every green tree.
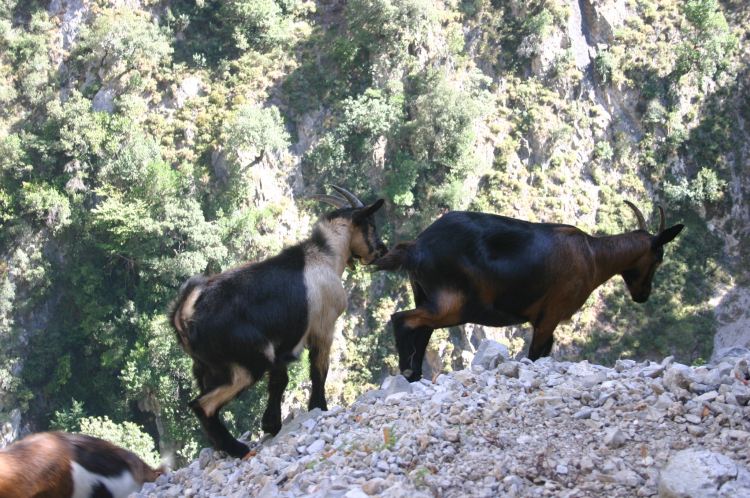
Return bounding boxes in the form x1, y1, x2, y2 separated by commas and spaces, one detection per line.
675, 0, 737, 80
74, 8, 172, 91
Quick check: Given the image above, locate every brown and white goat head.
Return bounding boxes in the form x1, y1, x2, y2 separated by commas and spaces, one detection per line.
312, 185, 387, 265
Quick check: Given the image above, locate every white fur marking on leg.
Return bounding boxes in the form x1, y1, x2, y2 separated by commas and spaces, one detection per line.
71, 462, 96, 498
71, 462, 139, 498
264, 342, 275, 363
199, 364, 254, 417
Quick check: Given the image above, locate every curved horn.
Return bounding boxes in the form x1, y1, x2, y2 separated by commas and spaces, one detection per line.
658, 205, 665, 233
330, 185, 364, 208
308, 194, 347, 209
624, 200, 648, 231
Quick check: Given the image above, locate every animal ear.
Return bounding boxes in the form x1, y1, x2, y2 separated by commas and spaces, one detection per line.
656, 224, 684, 246
354, 198, 385, 221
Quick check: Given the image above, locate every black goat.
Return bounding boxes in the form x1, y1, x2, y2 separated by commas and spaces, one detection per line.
375, 202, 684, 381
171, 187, 386, 458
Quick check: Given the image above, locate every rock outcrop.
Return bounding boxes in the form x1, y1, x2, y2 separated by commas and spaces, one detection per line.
659, 449, 750, 498
134, 342, 750, 497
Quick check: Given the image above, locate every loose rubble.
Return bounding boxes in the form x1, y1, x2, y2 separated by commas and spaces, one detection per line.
134, 344, 750, 497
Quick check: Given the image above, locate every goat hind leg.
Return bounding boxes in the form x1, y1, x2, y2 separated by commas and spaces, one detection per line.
392, 311, 420, 380
406, 282, 434, 381
190, 364, 254, 457
308, 338, 332, 411
190, 404, 250, 458
407, 326, 433, 382
392, 311, 436, 382
261, 367, 288, 435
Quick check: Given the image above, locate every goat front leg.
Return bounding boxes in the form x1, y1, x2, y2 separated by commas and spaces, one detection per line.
528, 320, 559, 361
308, 335, 332, 411
261, 366, 288, 436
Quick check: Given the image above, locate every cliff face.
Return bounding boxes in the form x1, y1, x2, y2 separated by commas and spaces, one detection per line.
135, 342, 750, 497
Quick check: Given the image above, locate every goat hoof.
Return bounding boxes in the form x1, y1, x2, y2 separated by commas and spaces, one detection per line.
261, 417, 282, 435
401, 369, 422, 383
262, 424, 281, 436
223, 440, 250, 459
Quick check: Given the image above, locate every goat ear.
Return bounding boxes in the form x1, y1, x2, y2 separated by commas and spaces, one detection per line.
354, 198, 384, 221
656, 224, 684, 246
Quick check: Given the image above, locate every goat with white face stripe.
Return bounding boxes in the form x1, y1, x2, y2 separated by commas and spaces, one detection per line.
171, 186, 387, 458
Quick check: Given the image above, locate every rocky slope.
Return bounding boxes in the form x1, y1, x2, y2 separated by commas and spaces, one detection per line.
134, 341, 750, 497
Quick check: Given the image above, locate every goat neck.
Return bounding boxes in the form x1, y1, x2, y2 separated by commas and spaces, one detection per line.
312, 217, 356, 276
590, 231, 652, 286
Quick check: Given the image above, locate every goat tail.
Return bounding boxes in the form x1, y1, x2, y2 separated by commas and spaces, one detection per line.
372, 241, 416, 272
170, 274, 208, 347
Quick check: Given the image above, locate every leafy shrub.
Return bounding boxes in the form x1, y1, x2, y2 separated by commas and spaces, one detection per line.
3, 11, 55, 106
594, 50, 614, 84
385, 155, 421, 207
305, 88, 402, 194
404, 71, 483, 176
664, 167, 725, 208
593, 141, 614, 162
221, 0, 297, 50
222, 104, 290, 167
643, 100, 667, 128
50, 399, 87, 432
525, 9, 553, 38
340, 88, 403, 137
19, 182, 71, 231
346, 0, 436, 60
52, 399, 160, 467
675, 0, 737, 80
98, 131, 165, 192
74, 9, 171, 89
45, 90, 112, 163
78, 416, 161, 468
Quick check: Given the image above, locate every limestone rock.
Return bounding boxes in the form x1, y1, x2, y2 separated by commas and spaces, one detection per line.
173, 76, 204, 108
471, 340, 509, 370
92, 85, 116, 113
658, 449, 750, 497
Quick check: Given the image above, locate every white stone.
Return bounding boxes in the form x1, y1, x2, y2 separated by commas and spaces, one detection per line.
604, 428, 628, 448
471, 340, 509, 370
659, 449, 750, 497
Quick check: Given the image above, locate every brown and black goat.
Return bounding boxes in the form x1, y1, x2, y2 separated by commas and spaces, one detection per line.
375, 202, 684, 382
170, 186, 387, 458
0, 431, 163, 498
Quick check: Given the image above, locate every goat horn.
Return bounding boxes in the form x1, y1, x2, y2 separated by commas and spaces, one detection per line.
330, 185, 364, 208
658, 205, 665, 233
308, 194, 348, 209
624, 200, 648, 231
